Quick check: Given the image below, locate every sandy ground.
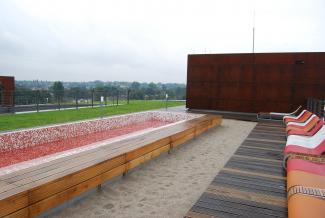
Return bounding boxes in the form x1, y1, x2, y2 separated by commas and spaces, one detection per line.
49, 119, 256, 218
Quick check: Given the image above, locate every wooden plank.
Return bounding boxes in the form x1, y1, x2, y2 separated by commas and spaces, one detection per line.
28, 164, 126, 217
171, 132, 195, 148
28, 154, 125, 204
126, 144, 171, 171
195, 122, 211, 136
206, 185, 286, 207
199, 193, 286, 216
0, 181, 18, 193
4, 208, 29, 218
241, 145, 283, 152
222, 168, 285, 181
0, 191, 28, 217
170, 126, 196, 141
185, 211, 217, 218
125, 137, 170, 161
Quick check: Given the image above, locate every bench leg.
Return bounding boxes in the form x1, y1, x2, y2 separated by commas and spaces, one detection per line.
97, 184, 102, 192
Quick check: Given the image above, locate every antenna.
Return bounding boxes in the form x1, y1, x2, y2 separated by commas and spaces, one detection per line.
252, 3, 255, 53
252, 12, 255, 53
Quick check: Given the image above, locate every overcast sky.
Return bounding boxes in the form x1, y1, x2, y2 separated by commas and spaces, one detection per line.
0, 0, 324, 83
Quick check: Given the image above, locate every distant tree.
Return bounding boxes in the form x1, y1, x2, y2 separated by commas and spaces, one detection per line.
130, 82, 140, 90
51, 81, 64, 102
146, 82, 158, 99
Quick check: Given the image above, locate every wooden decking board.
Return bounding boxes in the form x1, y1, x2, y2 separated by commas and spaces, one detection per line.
185, 211, 217, 218
247, 133, 286, 141
200, 193, 287, 216
226, 157, 285, 176
193, 197, 282, 218
235, 147, 284, 160
206, 185, 286, 208
225, 160, 284, 175
245, 137, 286, 144
186, 120, 287, 218
226, 160, 282, 173
0, 114, 222, 217
241, 140, 285, 150
211, 179, 286, 198
213, 173, 286, 195
190, 205, 241, 218
232, 155, 282, 164
221, 161, 282, 175
241, 145, 283, 152
229, 156, 282, 168
255, 124, 284, 129
251, 127, 285, 133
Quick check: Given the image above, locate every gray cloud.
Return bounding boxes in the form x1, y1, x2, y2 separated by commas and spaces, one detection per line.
0, 0, 325, 83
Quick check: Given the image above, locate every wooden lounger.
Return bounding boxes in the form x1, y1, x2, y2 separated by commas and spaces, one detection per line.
284, 125, 325, 156
257, 105, 302, 120
286, 114, 319, 127
287, 158, 325, 218
287, 119, 323, 136
286, 114, 320, 132
283, 110, 313, 124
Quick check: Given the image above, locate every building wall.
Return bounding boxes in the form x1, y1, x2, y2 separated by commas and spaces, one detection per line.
0, 76, 15, 106
186, 52, 325, 113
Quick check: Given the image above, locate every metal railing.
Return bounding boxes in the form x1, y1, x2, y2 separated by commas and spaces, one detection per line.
0, 89, 130, 113
307, 97, 325, 119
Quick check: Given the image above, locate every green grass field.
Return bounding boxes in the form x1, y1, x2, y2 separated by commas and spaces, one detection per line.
0, 100, 185, 132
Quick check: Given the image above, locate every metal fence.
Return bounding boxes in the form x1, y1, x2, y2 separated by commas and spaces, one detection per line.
0, 89, 130, 113
307, 97, 325, 119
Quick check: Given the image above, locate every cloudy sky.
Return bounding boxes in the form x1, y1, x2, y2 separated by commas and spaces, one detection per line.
0, 0, 324, 83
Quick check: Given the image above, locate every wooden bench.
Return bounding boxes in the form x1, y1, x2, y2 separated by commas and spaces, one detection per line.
0, 114, 222, 217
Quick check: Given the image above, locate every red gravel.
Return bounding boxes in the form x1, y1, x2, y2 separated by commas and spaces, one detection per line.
0, 120, 172, 168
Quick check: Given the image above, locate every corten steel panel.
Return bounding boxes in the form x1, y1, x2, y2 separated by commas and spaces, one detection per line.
186, 52, 325, 113
188, 66, 216, 82
255, 101, 290, 113
294, 66, 325, 85
218, 83, 254, 100
255, 65, 293, 84
255, 84, 292, 101
0, 76, 15, 107
254, 53, 298, 64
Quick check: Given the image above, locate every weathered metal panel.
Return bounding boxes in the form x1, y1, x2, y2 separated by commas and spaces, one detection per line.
0, 76, 15, 107
186, 52, 325, 113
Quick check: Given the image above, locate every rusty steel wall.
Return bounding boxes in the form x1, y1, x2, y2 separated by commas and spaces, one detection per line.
0, 76, 15, 106
186, 52, 325, 113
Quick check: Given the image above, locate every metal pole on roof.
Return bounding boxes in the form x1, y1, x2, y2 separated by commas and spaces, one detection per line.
252, 6, 255, 53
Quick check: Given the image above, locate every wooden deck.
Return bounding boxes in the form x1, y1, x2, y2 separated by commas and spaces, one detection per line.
0, 114, 222, 218
186, 120, 287, 218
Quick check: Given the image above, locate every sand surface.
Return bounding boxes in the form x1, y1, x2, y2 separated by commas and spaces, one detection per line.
49, 119, 256, 218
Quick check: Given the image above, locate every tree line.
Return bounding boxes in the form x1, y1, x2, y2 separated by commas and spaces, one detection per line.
13, 81, 186, 105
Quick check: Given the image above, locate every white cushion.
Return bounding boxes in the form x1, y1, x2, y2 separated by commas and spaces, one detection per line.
286, 125, 325, 149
